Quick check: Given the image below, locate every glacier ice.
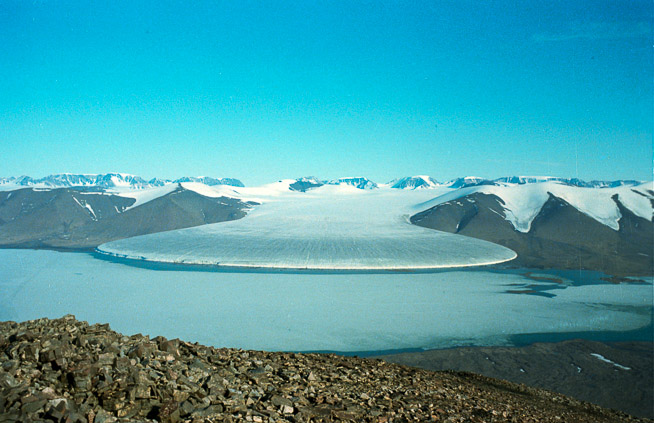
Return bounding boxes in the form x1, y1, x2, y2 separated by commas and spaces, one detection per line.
97, 186, 516, 270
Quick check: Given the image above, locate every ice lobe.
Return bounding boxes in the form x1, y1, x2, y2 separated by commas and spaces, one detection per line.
98, 188, 517, 270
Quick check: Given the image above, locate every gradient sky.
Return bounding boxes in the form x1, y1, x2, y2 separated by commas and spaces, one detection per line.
1, 1, 652, 185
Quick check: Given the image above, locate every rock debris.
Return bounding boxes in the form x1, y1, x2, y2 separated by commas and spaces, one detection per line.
0, 316, 647, 423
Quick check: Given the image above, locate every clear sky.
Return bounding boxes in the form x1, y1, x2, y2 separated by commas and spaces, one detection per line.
1, 1, 652, 185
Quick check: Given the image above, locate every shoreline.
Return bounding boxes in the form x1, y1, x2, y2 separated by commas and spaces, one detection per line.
4, 245, 653, 279
300, 322, 654, 358
3, 240, 653, 277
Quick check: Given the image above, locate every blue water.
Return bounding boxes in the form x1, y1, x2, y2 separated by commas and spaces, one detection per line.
1, 249, 651, 353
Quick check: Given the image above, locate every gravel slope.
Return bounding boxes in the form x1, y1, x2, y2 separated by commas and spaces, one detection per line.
1, 316, 649, 423
377, 339, 653, 419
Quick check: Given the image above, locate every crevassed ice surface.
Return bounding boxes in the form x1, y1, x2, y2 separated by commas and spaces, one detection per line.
98, 185, 516, 269
1, 250, 651, 352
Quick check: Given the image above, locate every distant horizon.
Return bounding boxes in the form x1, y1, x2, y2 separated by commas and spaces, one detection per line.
2, 1, 652, 186
1, 171, 651, 187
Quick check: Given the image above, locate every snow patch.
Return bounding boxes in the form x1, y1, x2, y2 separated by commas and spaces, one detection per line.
72, 197, 97, 221
118, 184, 179, 210
590, 353, 631, 370
180, 182, 240, 199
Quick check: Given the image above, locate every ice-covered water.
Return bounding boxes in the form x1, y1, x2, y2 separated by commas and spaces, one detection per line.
98, 186, 516, 269
1, 250, 651, 353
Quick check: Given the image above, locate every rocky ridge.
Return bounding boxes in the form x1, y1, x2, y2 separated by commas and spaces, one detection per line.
1, 316, 647, 423
411, 191, 654, 276
0, 185, 257, 250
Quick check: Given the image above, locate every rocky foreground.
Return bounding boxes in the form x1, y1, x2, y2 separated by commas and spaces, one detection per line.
1, 317, 649, 423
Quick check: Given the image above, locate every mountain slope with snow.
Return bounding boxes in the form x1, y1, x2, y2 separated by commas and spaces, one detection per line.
412, 182, 653, 275
0, 185, 256, 249
289, 177, 326, 192
416, 182, 653, 232
494, 176, 644, 188
328, 177, 378, 190
443, 176, 495, 189
389, 175, 440, 189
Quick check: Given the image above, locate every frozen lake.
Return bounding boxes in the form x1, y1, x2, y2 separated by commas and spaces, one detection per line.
97, 185, 517, 270
1, 249, 651, 353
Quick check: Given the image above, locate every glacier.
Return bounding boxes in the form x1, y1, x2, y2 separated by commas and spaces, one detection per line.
97, 184, 517, 270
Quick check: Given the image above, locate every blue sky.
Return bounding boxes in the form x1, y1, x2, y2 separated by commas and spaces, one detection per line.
1, 1, 652, 185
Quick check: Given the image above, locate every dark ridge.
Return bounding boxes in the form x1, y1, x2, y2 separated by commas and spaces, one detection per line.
411, 192, 653, 276
0, 186, 256, 250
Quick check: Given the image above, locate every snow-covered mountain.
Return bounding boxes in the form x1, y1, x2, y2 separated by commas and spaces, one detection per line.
416, 181, 653, 232
289, 177, 326, 192
411, 181, 653, 275
0, 173, 244, 190
328, 177, 378, 190
146, 178, 170, 187
93, 173, 151, 189
2, 173, 645, 192
494, 176, 643, 188
443, 176, 495, 189
0, 173, 150, 189
173, 176, 245, 187
387, 175, 646, 190
389, 175, 440, 189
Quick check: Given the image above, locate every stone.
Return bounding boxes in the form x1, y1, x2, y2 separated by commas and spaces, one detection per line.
94, 408, 117, 423
39, 348, 57, 363
280, 404, 294, 415
20, 398, 47, 414
134, 383, 152, 399
180, 400, 195, 416
271, 395, 293, 407
98, 352, 114, 366
0, 372, 19, 388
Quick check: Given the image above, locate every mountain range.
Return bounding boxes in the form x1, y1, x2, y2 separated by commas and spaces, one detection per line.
0, 173, 644, 191
0, 173, 244, 190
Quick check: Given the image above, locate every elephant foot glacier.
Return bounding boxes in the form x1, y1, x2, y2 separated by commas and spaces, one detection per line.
97, 184, 517, 270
